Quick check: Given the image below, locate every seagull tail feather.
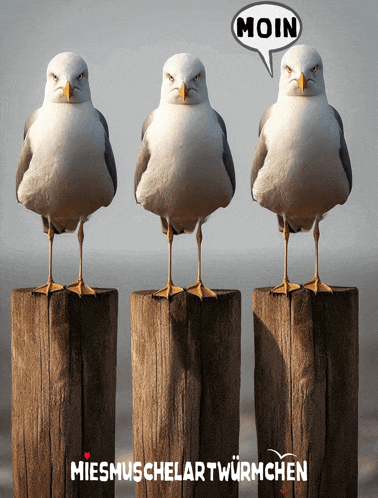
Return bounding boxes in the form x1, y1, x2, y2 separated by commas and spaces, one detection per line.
41, 216, 80, 234
277, 215, 316, 233
160, 217, 198, 235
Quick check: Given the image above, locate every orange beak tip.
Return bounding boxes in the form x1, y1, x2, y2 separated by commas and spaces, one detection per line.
178, 82, 189, 102
297, 72, 308, 92
63, 81, 73, 102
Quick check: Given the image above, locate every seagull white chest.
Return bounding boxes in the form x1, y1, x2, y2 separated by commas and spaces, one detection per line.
17, 102, 114, 220
136, 103, 233, 220
253, 96, 350, 219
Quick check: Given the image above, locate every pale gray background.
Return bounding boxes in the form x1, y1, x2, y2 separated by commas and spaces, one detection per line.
0, 0, 377, 496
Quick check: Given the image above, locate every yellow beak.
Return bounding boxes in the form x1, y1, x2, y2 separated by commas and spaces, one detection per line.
63, 81, 74, 102
297, 73, 307, 92
178, 82, 189, 102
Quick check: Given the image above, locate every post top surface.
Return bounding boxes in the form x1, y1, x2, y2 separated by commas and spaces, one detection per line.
11, 288, 118, 296
253, 286, 358, 295
131, 289, 241, 297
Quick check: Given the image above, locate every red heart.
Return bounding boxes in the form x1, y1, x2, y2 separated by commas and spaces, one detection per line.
84, 452, 90, 460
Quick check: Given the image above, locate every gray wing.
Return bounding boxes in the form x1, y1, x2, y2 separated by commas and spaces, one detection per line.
251, 106, 274, 199
329, 105, 343, 133
23, 108, 40, 139
16, 109, 41, 201
251, 133, 268, 200
96, 109, 109, 136
141, 109, 157, 140
16, 137, 32, 202
96, 109, 117, 195
105, 134, 117, 195
214, 110, 227, 137
330, 105, 352, 192
134, 111, 156, 201
134, 136, 151, 202
258, 104, 274, 135
214, 110, 235, 194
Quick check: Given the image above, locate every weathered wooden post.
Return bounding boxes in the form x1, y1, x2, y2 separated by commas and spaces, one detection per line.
131, 290, 241, 498
11, 288, 118, 498
253, 287, 358, 498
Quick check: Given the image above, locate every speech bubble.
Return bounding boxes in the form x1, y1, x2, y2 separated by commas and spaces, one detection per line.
231, 2, 302, 77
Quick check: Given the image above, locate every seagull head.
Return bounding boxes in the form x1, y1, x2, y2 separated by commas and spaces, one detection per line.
278, 45, 325, 98
44, 52, 91, 104
160, 53, 209, 105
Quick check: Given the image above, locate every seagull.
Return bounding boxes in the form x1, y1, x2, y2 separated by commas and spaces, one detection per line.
135, 53, 235, 299
251, 45, 352, 294
268, 449, 297, 459
16, 52, 117, 296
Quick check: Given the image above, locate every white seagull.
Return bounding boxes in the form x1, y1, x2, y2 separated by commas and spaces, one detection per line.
251, 45, 352, 294
16, 52, 117, 296
135, 53, 235, 299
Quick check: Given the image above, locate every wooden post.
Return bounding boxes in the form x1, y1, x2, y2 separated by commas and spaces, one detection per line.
131, 290, 241, 498
253, 287, 358, 498
11, 288, 118, 498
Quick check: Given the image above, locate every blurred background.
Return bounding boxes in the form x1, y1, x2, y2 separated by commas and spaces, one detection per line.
1, 0, 377, 495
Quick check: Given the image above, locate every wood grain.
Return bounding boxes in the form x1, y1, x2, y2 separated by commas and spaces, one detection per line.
253, 287, 358, 498
11, 288, 118, 498
131, 290, 241, 498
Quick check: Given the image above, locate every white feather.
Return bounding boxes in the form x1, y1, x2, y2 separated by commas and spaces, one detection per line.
253, 96, 349, 219
17, 53, 115, 229
136, 53, 233, 232
136, 102, 232, 220
252, 45, 350, 229
18, 102, 114, 220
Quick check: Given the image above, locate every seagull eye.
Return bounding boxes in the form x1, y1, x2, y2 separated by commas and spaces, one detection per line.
286, 66, 292, 74
193, 73, 200, 82
77, 73, 84, 81
168, 74, 174, 82
311, 65, 318, 73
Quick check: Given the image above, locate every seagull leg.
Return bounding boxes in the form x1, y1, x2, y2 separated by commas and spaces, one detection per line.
66, 218, 96, 296
303, 218, 333, 294
34, 219, 64, 295
271, 219, 300, 295
154, 222, 184, 299
187, 221, 217, 299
